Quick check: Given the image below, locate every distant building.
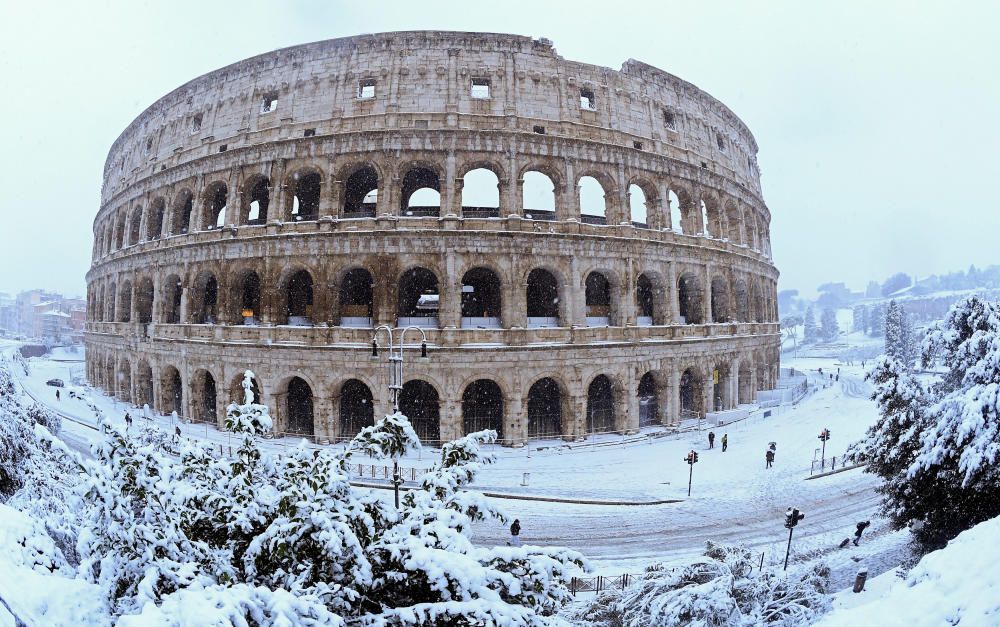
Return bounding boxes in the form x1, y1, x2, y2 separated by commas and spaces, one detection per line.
2, 289, 86, 343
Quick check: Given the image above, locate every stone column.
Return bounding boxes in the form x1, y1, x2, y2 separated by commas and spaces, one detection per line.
441, 280, 461, 329
439, 398, 461, 442
178, 287, 190, 323
505, 394, 524, 446
703, 263, 713, 324
443, 153, 458, 217
620, 261, 636, 327
313, 394, 334, 443
623, 376, 639, 433
703, 366, 714, 416
659, 371, 675, 425
668, 261, 679, 323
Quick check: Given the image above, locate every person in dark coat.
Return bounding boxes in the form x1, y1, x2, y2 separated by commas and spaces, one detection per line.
509, 519, 522, 547
708, 431, 716, 449
853, 520, 871, 545
55, 389, 60, 401
125, 412, 133, 429
721, 433, 728, 452
765, 449, 775, 468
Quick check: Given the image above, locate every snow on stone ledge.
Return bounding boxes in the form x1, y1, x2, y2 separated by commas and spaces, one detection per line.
815, 516, 1000, 626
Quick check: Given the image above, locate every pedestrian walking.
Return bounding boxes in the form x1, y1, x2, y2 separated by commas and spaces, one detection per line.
509, 519, 522, 547
125, 411, 133, 430
853, 520, 871, 546
55, 389, 60, 401
721, 433, 728, 452
174, 425, 181, 441
708, 431, 716, 449
765, 449, 775, 468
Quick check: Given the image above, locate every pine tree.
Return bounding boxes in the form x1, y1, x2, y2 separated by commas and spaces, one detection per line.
900, 305, 918, 367
854, 296, 1000, 548
803, 306, 818, 344
869, 304, 885, 337
884, 300, 903, 361
820, 307, 839, 341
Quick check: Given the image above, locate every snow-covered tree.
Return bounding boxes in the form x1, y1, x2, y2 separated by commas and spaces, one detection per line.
868, 303, 885, 337
803, 306, 819, 344
900, 305, 919, 367
885, 300, 904, 361
855, 296, 1000, 548
79, 379, 585, 623
820, 307, 839, 341
572, 542, 830, 626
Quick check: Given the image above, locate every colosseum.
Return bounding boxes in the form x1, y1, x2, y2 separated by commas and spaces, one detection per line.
85, 31, 780, 446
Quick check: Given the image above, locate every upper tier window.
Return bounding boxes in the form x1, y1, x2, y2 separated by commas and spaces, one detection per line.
580, 88, 596, 111
260, 92, 278, 114
358, 79, 376, 99
471, 78, 491, 99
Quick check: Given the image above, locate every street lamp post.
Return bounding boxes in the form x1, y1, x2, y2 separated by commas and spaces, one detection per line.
371, 324, 429, 508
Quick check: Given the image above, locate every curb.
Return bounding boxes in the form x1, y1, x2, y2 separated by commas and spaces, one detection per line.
805, 463, 866, 480
350, 481, 683, 506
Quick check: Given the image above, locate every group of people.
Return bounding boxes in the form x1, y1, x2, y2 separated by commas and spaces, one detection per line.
707, 431, 728, 451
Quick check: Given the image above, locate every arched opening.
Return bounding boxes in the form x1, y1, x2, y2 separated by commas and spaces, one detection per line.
638, 372, 659, 427
203, 182, 227, 230
586, 374, 615, 434
585, 271, 612, 326
135, 278, 154, 324
291, 171, 321, 221
244, 176, 270, 225
398, 267, 439, 328
522, 170, 556, 221
192, 370, 217, 423
284, 270, 314, 325
751, 284, 765, 323
579, 176, 606, 224
668, 190, 682, 233
117, 281, 132, 322
461, 379, 503, 438
636, 273, 657, 326
526, 268, 560, 327
136, 361, 153, 408
735, 280, 749, 322
147, 198, 165, 240
339, 268, 373, 327
117, 361, 131, 402
339, 379, 374, 440
162, 366, 183, 416
114, 214, 127, 250
629, 184, 648, 227
700, 200, 710, 236
343, 166, 378, 218
711, 276, 730, 323
128, 207, 143, 245
285, 377, 314, 436
400, 380, 439, 443
461, 168, 500, 218
106, 282, 116, 321
461, 267, 502, 328
712, 363, 731, 411
527, 378, 562, 439
163, 275, 182, 324
237, 271, 262, 325
229, 374, 262, 407
171, 190, 193, 235
400, 167, 440, 217
677, 273, 704, 324
738, 363, 754, 404
680, 368, 704, 418
191, 272, 218, 324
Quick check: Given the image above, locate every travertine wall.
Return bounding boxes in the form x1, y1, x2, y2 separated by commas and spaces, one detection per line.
86, 31, 780, 446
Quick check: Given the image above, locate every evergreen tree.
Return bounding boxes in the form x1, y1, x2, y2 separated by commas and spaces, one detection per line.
869, 304, 885, 337
854, 296, 1000, 548
900, 304, 919, 367
820, 307, 839, 341
884, 300, 903, 361
803, 306, 819, 344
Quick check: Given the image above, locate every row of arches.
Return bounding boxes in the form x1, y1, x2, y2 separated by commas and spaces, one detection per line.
93, 159, 772, 260
88, 263, 778, 328
86, 349, 778, 445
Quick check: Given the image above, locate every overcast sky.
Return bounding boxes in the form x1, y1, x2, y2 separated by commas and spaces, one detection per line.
2, 0, 997, 299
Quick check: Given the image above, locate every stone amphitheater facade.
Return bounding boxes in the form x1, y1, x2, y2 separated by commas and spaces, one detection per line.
85, 31, 780, 446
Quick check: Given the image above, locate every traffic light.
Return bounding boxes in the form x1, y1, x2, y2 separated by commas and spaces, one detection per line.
784, 507, 805, 529
818, 428, 831, 441
684, 450, 698, 464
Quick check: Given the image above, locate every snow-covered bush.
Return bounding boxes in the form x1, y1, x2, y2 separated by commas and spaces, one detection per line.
80, 380, 585, 623
856, 296, 1000, 547
0, 502, 71, 575
572, 543, 829, 627
225, 369, 273, 436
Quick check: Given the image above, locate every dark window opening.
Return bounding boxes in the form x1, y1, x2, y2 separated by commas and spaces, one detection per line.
462, 380, 503, 439
678, 274, 703, 325
219, 144, 228, 153
191, 113, 203, 133
198, 372, 217, 423
400, 380, 439, 443
527, 378, 562, 439
194, 274, 218, 324
172, 192, 193, 235
526, 268, 559, 326
147, 199, 165, 240
286, 377, 314, 436
398, 268, 439, 325
303, 128, 316, 137
585, 272, 611, 323
165, 277, 183, 324
339, 268, 373, 326
343, 166, 378, 217
461, 267, 501, 326
340, 380, 374, 439
204, 183, 227, 229
239, 272, 262, 325
164, 368, 183, 416
400, 167, 441, 216
663, 110, 676, 130
717, 133, 726, 151
245, 177, 270, 225
680, 369, 703, 417
136, 279, 154, 324
637, 274, 655, 323
587, 375, 615, 434
638, 372, 658, 427
532, 125, 546, 134
580, 88, 596, 111
261, 92, 278, 113
291, 171, 321, 221
285, 270, 314, 325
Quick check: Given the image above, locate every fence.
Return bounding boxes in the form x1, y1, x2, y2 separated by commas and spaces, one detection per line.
810, 452, 860, 476
569, 551, 767, 596
350, 463, 432, 482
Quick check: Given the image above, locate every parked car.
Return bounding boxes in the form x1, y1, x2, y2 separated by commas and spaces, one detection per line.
45, 378, 65, 387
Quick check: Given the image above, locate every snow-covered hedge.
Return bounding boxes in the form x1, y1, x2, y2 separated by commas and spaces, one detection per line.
79, 378, 585, 624
571, 543, 830, 626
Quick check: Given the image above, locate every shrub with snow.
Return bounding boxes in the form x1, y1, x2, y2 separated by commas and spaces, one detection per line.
79, 372, 585, 624
572, 543, 829, 627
